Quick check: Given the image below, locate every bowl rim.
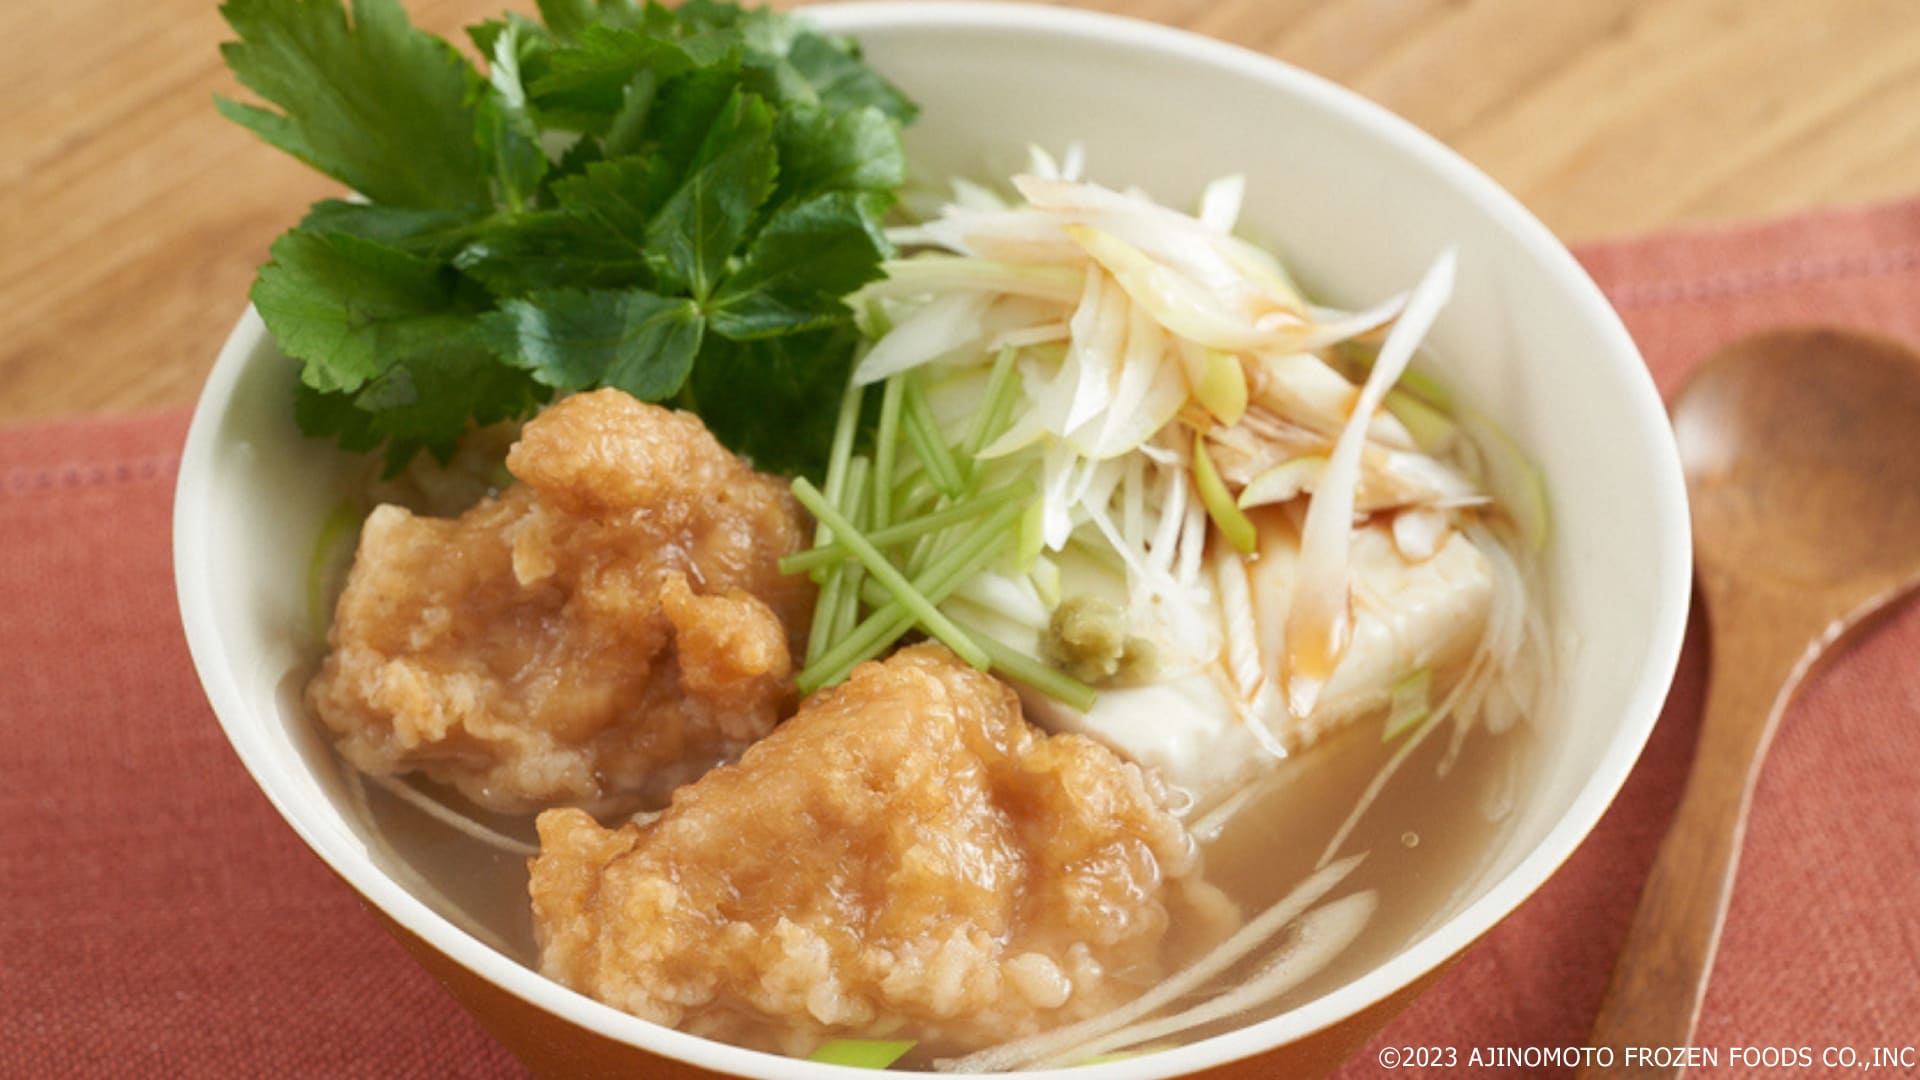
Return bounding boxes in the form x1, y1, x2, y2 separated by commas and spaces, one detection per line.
175, 3, 1691, 1077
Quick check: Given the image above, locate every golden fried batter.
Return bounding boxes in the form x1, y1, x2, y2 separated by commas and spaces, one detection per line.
306, 389, 814, 813
529, 644, 1236, 1058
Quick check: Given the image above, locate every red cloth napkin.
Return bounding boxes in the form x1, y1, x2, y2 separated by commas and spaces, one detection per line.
4, 201, 1918, 1078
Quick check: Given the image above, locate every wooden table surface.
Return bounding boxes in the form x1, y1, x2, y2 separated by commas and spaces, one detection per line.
5, 0, 1917, 425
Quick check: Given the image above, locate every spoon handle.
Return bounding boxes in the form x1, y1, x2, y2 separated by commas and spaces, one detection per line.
1580, 592, 1818, 1079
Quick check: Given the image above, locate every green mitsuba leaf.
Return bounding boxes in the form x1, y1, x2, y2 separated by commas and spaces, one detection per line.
264, 223, 548, 471
252, 229, 483, 393
686, 322, 861, 475
529, 23, 708, 129
451, 211, 652, 295
639, 66, 750, 191
466, 17, 511, 60
551, 156, 658, 249
643, 87, 778, 300
297, 199, 482, 259
294, 379, 381, 454
785, 30, 917, 124
543, 130, 607, 195
602, 69, 661, 157
476, 18, 550, 212
217, 0, 488, 209
773, 104, 906, 202
708, 190, 891, 341
482, 287, 705, 400
295, 348, 547, 473
669, 0, 749, 34
355, 346, 548, 469
535, 0, 642, 40
226, 0, 917, 476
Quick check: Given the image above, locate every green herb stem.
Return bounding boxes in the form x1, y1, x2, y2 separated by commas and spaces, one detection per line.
969, 630, 1099, 713
805, 455, 872, 667
306, 500, 362, 641
902, 375, 966, 497
903, 499, 955, 579
816, 377, 867, 546
1017, 498, 1046, 571
891, 469, 939, 527
829, 455, 873, 644
806, 1039, 917, 1069
829, 565, 866, 644
792, 477, 990, 675
1382, 666, 1434, 743
779, 480, 1034, 575
871, 375, 907, 531
806, 561, 848, 668
798, 497, 1026, 691
961, 345, 1021, 462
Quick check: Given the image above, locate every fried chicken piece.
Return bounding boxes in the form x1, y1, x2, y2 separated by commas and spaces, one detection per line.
306, 389, 814, 813
529, 644, 1237, 1058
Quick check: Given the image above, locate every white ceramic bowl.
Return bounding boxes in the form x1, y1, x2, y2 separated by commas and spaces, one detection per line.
175, 3, 1691, 1077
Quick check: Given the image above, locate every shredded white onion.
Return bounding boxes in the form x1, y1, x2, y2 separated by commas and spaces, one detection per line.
1039, 890, 1378, 1066
1391, 507, 1451, 562
851, 289, 992, 385
936, 854, 1365, 1073
344, 772, 525, 958
1197, 173, 1246, 233
1283, 250, 1457, 720
364, 772, 539, 858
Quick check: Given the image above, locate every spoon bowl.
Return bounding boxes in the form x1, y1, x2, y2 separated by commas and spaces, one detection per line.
1584, 327, 1920, 1078
1676, 328, 1920, 591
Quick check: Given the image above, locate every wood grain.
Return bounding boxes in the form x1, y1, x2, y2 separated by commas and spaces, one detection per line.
3, 0, 1917, 424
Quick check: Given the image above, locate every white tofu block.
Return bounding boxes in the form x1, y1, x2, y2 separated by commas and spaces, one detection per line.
1023, 521, 1492, 813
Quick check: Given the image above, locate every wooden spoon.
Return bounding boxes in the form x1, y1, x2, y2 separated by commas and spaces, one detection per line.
1580, 328, 1920, 1078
